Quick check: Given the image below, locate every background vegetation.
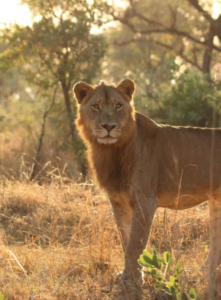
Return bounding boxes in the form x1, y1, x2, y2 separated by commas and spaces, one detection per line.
1, 0, 221, 179
0, 0, 221, 298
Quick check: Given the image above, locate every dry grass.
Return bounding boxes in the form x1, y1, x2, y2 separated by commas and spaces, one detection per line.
0, 178, 220, 299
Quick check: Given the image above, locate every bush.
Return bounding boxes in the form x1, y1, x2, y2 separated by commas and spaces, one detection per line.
138, 246, 200, 299
137, 66, 221, 127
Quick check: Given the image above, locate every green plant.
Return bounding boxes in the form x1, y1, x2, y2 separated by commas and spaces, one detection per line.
142, 68, 221, 128
138, 246, 199, 299
0, 292, 5, 300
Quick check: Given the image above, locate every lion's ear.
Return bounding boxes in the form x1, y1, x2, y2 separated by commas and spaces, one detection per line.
73, 81, 94, 104
116, 79, 135, 101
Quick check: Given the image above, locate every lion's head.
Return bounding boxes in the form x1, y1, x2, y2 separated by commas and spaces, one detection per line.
73, 79, 136, 148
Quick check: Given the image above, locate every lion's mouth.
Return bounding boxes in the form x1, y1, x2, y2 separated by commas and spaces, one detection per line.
97, 136, 118, 144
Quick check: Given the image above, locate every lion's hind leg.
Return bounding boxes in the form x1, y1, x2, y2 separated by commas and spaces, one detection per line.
204, 196, 221, 270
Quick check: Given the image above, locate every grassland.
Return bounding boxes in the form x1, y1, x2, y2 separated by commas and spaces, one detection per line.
0, 177, 220, 299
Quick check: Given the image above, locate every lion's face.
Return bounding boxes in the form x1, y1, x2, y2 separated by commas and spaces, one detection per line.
74, 79, 136, 146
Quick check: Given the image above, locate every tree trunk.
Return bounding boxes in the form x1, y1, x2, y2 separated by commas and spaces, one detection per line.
61, 82, 76, 143
30, 86, 57, 181
61, 82, 87, 179
202, 25, 215, 75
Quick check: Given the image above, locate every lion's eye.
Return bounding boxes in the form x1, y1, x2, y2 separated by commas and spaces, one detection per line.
92, 104, 100, 110
116, 103, 122, 110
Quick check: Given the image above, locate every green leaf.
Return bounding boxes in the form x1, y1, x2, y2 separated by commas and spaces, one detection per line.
138, 257, 150, 268
150, 269, 157, 275
156, 282, 167, 288
189, 287, 196, 299
165, 258, 173, 274
169, 276, 176, 285
151, 247, 163, 269
163, 251, 170, 263
176, 260, 182, 272
152, 253, 162, 269
176, 291, 182, 300
142, 250, 153, 265
0, 293, 5, 300
175, 260, 184, 276
169, 285, 176, 295
143, 249, 153, 259
152, 245, 157, 255
143, 270, 151, 275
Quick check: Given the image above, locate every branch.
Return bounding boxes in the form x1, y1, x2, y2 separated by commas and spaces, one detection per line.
186, 0, 213, 23
155, 40, 203, 71
192, 46, 200, 67
114, 38, 202, 71
145, 89, 163, 110
112, 12, 221, 52
113, 38, 136, 46
46, 0, 61, 20
167, 4, 177, 29
130, 10, 164, 28
38, 52, 59, 80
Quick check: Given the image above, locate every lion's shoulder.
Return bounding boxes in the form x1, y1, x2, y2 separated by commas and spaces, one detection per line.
135, 112, 160, 138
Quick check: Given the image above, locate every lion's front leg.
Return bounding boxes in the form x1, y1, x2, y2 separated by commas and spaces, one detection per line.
109, 193, 132, 251
121, 193, 157, 284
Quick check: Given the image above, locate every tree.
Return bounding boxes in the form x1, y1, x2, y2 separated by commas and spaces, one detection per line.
109, 0, 221, 76
0, 0, 107, 147
0, 0, 107, 177
103, 24, 176, 100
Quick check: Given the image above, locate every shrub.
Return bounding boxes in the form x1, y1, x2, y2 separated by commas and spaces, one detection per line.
138, 246, 199, 299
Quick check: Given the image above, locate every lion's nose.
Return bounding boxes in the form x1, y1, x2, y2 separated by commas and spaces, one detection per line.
101, 124, 116, 132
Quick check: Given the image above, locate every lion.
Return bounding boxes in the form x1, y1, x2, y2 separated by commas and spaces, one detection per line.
73, 78, 221, 285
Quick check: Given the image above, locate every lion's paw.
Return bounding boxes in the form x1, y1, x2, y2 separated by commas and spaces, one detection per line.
116, 270, 143, 286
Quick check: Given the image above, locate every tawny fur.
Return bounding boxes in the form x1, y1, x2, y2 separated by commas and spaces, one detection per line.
74, 79, 221, 284
76, 110, 136, 192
